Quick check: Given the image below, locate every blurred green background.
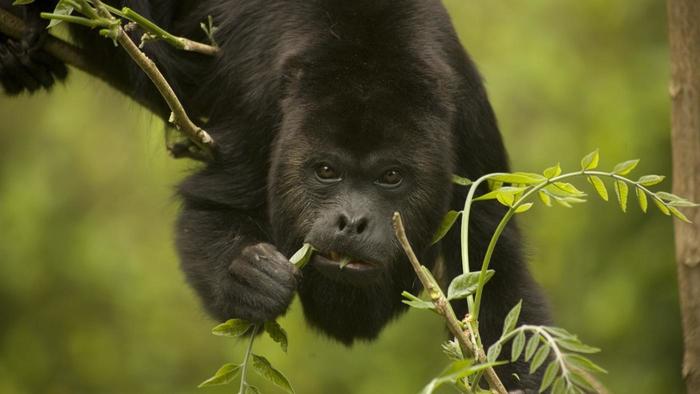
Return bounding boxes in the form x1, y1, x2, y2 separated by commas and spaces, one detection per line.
0, 1, 680, 393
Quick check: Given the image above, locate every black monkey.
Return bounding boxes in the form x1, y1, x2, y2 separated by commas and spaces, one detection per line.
1, 0, 551, 390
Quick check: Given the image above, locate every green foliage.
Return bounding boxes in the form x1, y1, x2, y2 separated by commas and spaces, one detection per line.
288, 243, 315, 268
485, 301, 607, 394
212, 319, 253, 338
431, 210, 461, 245
264, 321, 288, 353
401, 291, 437, 311
198, 363, 241, 388
201, 243, 312, 392
250, 355, 294, 394
420, 359, 502, 394
447, 270, 494, 301
404, 150, 697, 392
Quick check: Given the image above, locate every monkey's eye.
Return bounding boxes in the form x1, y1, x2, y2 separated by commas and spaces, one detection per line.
315, 163, 341, 182
376, 169, 403, 187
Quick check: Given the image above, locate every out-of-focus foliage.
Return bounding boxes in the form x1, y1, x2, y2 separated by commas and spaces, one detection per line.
0, 1, 678, 393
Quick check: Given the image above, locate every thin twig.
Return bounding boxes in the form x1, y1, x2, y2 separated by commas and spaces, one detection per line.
92, 0, 215, 157
121, 7, 218, 55
392, 212, 508, 394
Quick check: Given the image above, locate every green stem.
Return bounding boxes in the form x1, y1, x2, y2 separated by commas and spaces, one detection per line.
86, 0, 126, 19
472, 208, 515, 320
39, 12, 103, 28
460, 173, 510, 274
239, 325, 258, 394
121, 7, 186, 49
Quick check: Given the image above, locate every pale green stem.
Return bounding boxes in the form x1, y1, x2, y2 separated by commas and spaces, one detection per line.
239, 325, 258, 394
39, 13, 102, 28
121, 7, 186, 49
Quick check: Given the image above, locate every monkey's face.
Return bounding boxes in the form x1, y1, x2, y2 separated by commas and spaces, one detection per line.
267, 76, 455, 343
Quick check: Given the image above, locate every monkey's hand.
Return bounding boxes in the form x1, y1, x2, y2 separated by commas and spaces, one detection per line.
0, 1, 67, 95
225, 243, 300, 323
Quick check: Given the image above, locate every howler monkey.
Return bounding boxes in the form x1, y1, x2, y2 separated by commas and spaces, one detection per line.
0, 0, 551, 390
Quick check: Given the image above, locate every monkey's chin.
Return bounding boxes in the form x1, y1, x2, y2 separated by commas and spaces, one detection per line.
310, 254, 382, 286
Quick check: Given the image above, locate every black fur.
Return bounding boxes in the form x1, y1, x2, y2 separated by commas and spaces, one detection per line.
1, 0, 551, 390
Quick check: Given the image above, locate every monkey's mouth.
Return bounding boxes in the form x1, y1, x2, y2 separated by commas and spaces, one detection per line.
311, 251, 381, 285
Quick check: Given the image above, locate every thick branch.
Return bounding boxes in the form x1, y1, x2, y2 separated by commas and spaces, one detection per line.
392, 212, 507, 394
668, 0, 700, 391
0, 7, 160, 115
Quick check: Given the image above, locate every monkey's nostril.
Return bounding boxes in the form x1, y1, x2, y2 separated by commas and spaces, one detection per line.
337, 215, 348, 231
356, 218, 368, 234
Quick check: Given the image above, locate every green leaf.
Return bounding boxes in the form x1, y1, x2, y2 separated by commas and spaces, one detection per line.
657, 192, 700, 208
502, 301, 522, 337
198, 363, 241, 387
401, 291, 436, 311
419, 360, 500, 394
529, 343, 551, 374
565, 354, 607, 374
488, 179, 504, 191
543, 327, 576, 339
614, 180, 629, 212
474, 186, 527, 202
488, 172, 546, 185
431, 210, 461, 245
246, 385, 261, 394
668, 199, 700, 208
496, 190, 516, 207
669, 206, 692, 223
452, 174, 473, 186
636, 188, 648, 213
656, 191, 683, 201
568, 370, 597, 392
264, 320, 288, 352
447, 270, 495, 301
653, 197, 671, 215
514, 203, 534, 214
543, 163, 562, 179
289, 243, 314, 268
525, 333, 541, 361
580, 149, 599, 170
539, 360, 560, 393
47, 2, 75, 28
538, 191, 552, 207
552, 182, 585, 196
612, 159, 640, 175
212, 319, 253, 337
511, 330, 526, 361
551, 376, 567, 394
637, 175, 665, 187
556, 339, 600, 354
251, 354, 294, 393
487, 343, 502, 363
587, 176, 608, 201
441, 340, 463, 361
13, 0, 35, 5
435, 359, 475, 380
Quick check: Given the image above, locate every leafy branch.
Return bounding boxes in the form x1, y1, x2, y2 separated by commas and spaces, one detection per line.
401, 150, 697, 393
13, 0, 217, 159
393, 212, 508, 394
487, 302, 607, 393
450, 149, 697, 327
